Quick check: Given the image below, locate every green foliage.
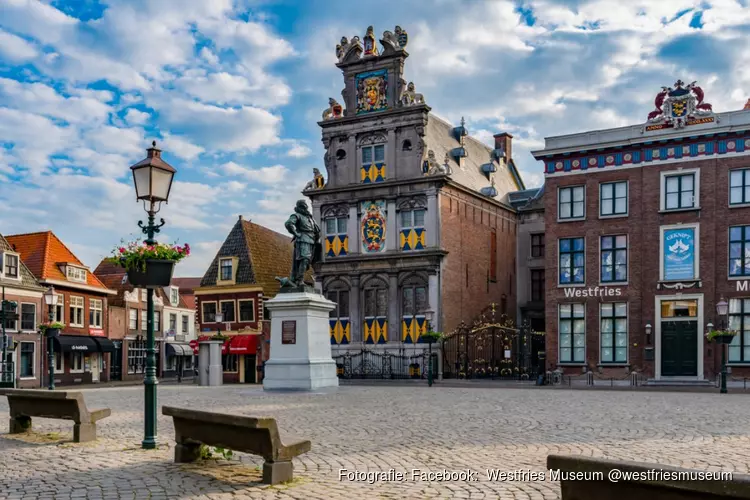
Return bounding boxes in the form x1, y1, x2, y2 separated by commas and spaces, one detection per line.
106, 239, 190, 272
211, 334, 229, 341
705, 329, 738, 342
198, 444, 233, 460
39, 322, 65, 332
421, 330, 444, 343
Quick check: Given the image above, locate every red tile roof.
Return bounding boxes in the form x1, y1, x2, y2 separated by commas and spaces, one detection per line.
6, 231, 109, 290
171, 277, 202, 291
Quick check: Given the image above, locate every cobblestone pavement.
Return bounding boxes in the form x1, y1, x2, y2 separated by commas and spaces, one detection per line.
1, 385, 748, 499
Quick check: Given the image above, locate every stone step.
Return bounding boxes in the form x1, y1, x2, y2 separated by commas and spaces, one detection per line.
644, 378, 714, 387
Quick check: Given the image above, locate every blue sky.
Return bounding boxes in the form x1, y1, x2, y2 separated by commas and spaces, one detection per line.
1, 0, 750, 277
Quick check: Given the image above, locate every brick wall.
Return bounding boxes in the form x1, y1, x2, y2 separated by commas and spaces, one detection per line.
439, 184, 517, 333
196, 290, 263, 333
107, 305, 126, 340
544, 155, 750, 379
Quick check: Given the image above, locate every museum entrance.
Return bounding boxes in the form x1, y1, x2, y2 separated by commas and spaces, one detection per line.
659, 299, 700, 378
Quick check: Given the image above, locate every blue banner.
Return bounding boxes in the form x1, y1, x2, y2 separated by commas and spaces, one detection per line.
663, 228, 695, 280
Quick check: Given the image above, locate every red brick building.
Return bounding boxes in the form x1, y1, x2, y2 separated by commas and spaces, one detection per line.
533, 81, 750, 383
6, 231, 116, 385
195, 216, 292, 383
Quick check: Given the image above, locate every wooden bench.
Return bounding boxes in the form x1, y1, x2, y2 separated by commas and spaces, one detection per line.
162, 406, 311, 484
0, 389, 111, 442
548, 454, 750, 500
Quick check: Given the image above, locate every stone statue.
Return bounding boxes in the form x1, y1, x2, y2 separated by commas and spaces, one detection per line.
395, 26, 408, 48
303, 168, 325, 191
363, 26, 378, 56
279, 200, 321, 289
322, 98, 343, 120
400, 82, 424, 106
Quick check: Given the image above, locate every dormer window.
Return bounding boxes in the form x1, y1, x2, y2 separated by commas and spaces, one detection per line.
3, 253, 19, 279
220, 258, 233, 281
65, 265, 87, 283
170, 287, 179, 306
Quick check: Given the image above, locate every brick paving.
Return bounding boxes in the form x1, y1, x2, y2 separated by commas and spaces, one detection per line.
0, 385, 748, 499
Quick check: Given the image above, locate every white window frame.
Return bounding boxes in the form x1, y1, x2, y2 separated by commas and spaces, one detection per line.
361, 143, 386, 182
557, 185, 586, 222
181, 315, 189, 334
558, 303, 586, 364
89, 299, 103, 329
70, 352, 84, 373
20, 302, 36, 332
54, 351, 64, 372
170, 287, 179, 306
69, 296, 84, 328
219, 299, 236, 323
140, 309, 147, 331
1, 301, 18, 331
2, 252, 21, 281
51, 295, 64, 324
660, 168, 700, 212
141, 289, 147, 302
659, 223, 700, 282
558, 237, 586, 287
169, 313, 177, 332
599, 180, 628, 218
154, 310, 161, 332
129, 308, 138, 330
729, 168, 750, 207
599, 234, 629, 285
599, 302, 629, 364
202, 301, 218, 324
219, 258, 234, 282
238, 299, 256, 323
65, 265, 87, 283
19, 341, 35, 379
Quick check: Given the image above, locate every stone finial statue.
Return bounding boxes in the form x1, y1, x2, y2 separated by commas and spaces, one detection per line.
336, 36, 349, 61
422, 149, 437, 174
303, 168, 325, 191
363, 26, 378, 56
744, 98, 750, 110
395, 26, 408, 48
277, 200, 321, 290
381, 30, 399, 52
322, 98, 343, 120
400, 82, 425, 106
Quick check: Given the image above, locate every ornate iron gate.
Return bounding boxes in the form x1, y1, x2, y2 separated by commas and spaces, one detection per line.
442, 304, 545, 380
333, 348, 436, 380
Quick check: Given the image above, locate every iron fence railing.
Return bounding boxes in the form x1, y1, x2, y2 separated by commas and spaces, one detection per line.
333, 348, 437, 380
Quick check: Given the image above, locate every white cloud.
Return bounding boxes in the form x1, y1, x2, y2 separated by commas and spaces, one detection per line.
0, 78, 112, 124
0, 29, 38, 61
220, 162, 289, 185
175, 70, 291, 108
160, 133, 205, 161
287, 143, 312, 159
0, 107, 75, 172
124, 108, 150, 125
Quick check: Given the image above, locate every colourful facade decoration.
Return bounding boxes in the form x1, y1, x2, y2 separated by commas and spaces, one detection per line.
361, 162, 386, 183
325, 235, 349, 257
364, 317, 387, 344
400, 228, 425, 251
329, 319, 351, 345
356, 69, 388, 114
401, 315, 426, 343
360, 200, 387, 253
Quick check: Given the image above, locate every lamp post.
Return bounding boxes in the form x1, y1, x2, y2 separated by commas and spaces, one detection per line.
716, 298, 729, 395
645, 323, 652, 345
425, 309, 434, 387
215, 312, 224, 337
43, 286, 58, 390
1, 286, 17, 388
130, 141, 176, 450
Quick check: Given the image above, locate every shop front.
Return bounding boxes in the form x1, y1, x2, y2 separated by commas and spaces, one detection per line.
52, 334, 112, 385
164, 341, 194, 380
192, 334, 260, 383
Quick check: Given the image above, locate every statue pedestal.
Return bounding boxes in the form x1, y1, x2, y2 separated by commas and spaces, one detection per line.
198, 340, 223, 386
263, 292, 339, 391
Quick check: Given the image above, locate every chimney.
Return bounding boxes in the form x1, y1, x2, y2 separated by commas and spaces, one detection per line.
493, 133, 513, 161
238, 214, 244, 221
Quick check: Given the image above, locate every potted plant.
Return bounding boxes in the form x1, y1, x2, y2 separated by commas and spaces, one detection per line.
39, 322, 64, 337
419, 330, 444, 344
706, 329, 738, 344
107, 239, 190, 288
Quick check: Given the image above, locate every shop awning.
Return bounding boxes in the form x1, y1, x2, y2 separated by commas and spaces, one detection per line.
227, 335, 258, 355
93, 337, 115, 353
53, 335, 99, 353
166, 342, 192, 357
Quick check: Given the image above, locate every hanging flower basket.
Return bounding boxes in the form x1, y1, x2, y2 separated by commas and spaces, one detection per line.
39, 322, 64, 337
706, 329, 738, 345
107, 239, 189, 288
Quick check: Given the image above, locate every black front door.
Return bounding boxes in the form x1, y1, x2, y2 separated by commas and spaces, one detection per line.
661, 321, 698, 376
111, 341, 122, 381
244, 355, 256, 383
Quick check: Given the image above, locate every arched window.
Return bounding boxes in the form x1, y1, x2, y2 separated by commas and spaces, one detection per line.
401, 276, 428, 344
362, 277, 388, 344
402, 139, 412, 151
326, 283, 350, 345
336, 149, 346, 160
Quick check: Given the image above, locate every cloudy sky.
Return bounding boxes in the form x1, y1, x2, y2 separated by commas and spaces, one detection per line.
1, 0, 749, 277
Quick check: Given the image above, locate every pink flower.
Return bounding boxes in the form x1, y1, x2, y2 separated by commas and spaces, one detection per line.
119, 247, 125, 253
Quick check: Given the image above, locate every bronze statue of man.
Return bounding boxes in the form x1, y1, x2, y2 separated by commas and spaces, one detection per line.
284, 199, 321, 286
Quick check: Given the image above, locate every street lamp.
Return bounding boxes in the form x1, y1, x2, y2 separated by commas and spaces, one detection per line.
215, 312, 224, 337
130, 141, 176, 450
425, 309, 435, 387
645, 323, 652, 345
43, 286, 58, 390
716, 298, 729, 395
